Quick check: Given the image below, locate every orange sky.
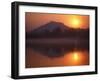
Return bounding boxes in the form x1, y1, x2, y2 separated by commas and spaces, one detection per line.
25, 12, 89, 32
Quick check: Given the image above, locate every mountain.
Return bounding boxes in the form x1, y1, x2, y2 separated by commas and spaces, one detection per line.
36, 21, 70, 32
29, 21, 71, 33
26, 21, 89, 39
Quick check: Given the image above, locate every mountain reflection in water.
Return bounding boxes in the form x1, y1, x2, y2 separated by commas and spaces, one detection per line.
26, 41, 89, 68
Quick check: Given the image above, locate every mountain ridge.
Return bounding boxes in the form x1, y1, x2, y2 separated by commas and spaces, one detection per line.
26, 21, 89, 38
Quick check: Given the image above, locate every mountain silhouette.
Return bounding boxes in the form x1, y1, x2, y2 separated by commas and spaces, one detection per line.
26, 21, 89, 38
32, 21, 70, 32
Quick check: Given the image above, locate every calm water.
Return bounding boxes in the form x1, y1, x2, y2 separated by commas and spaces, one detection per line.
26, 39, 89, 68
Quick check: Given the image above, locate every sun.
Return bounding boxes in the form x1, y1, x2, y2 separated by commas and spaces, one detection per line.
71, 18, 81, 29
64, 15, 85, 29
72, 19, 80, 27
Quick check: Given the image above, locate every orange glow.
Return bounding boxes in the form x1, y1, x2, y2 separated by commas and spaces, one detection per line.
26, 48, 89, 68
70, 18, 81, 29
63, 50, 89, 66
26, 13, 89, 32
64, 15, 89, 29
73, 52, 79, 61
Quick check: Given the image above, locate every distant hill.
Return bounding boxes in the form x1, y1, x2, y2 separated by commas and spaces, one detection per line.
26, 21, 89, 39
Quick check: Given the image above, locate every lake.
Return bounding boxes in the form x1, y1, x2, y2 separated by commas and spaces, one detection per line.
25, 39, 89, 68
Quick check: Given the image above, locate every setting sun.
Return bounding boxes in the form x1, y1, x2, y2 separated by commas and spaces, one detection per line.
71, 18, 81, 29
26, 13, 89, 32
67, 16, 82, 29
63, 15, 89, 29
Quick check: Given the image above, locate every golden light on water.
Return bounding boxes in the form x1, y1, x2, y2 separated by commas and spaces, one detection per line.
64, 50, 89, 66
73, 52, 79, 61
26, 48, 89, 68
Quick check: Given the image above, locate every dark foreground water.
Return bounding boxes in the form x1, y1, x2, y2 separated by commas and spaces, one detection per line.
25, 39, 89, 68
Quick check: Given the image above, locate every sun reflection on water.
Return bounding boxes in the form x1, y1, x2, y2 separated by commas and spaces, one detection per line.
26, 47, 89, 68
64, 50, 89, 66
73, 52, 79, 61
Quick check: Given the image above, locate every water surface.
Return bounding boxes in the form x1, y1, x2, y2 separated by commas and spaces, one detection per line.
26, 40, 89, 68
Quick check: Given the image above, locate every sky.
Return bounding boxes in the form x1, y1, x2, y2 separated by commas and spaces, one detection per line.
25, 12, 89, 32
